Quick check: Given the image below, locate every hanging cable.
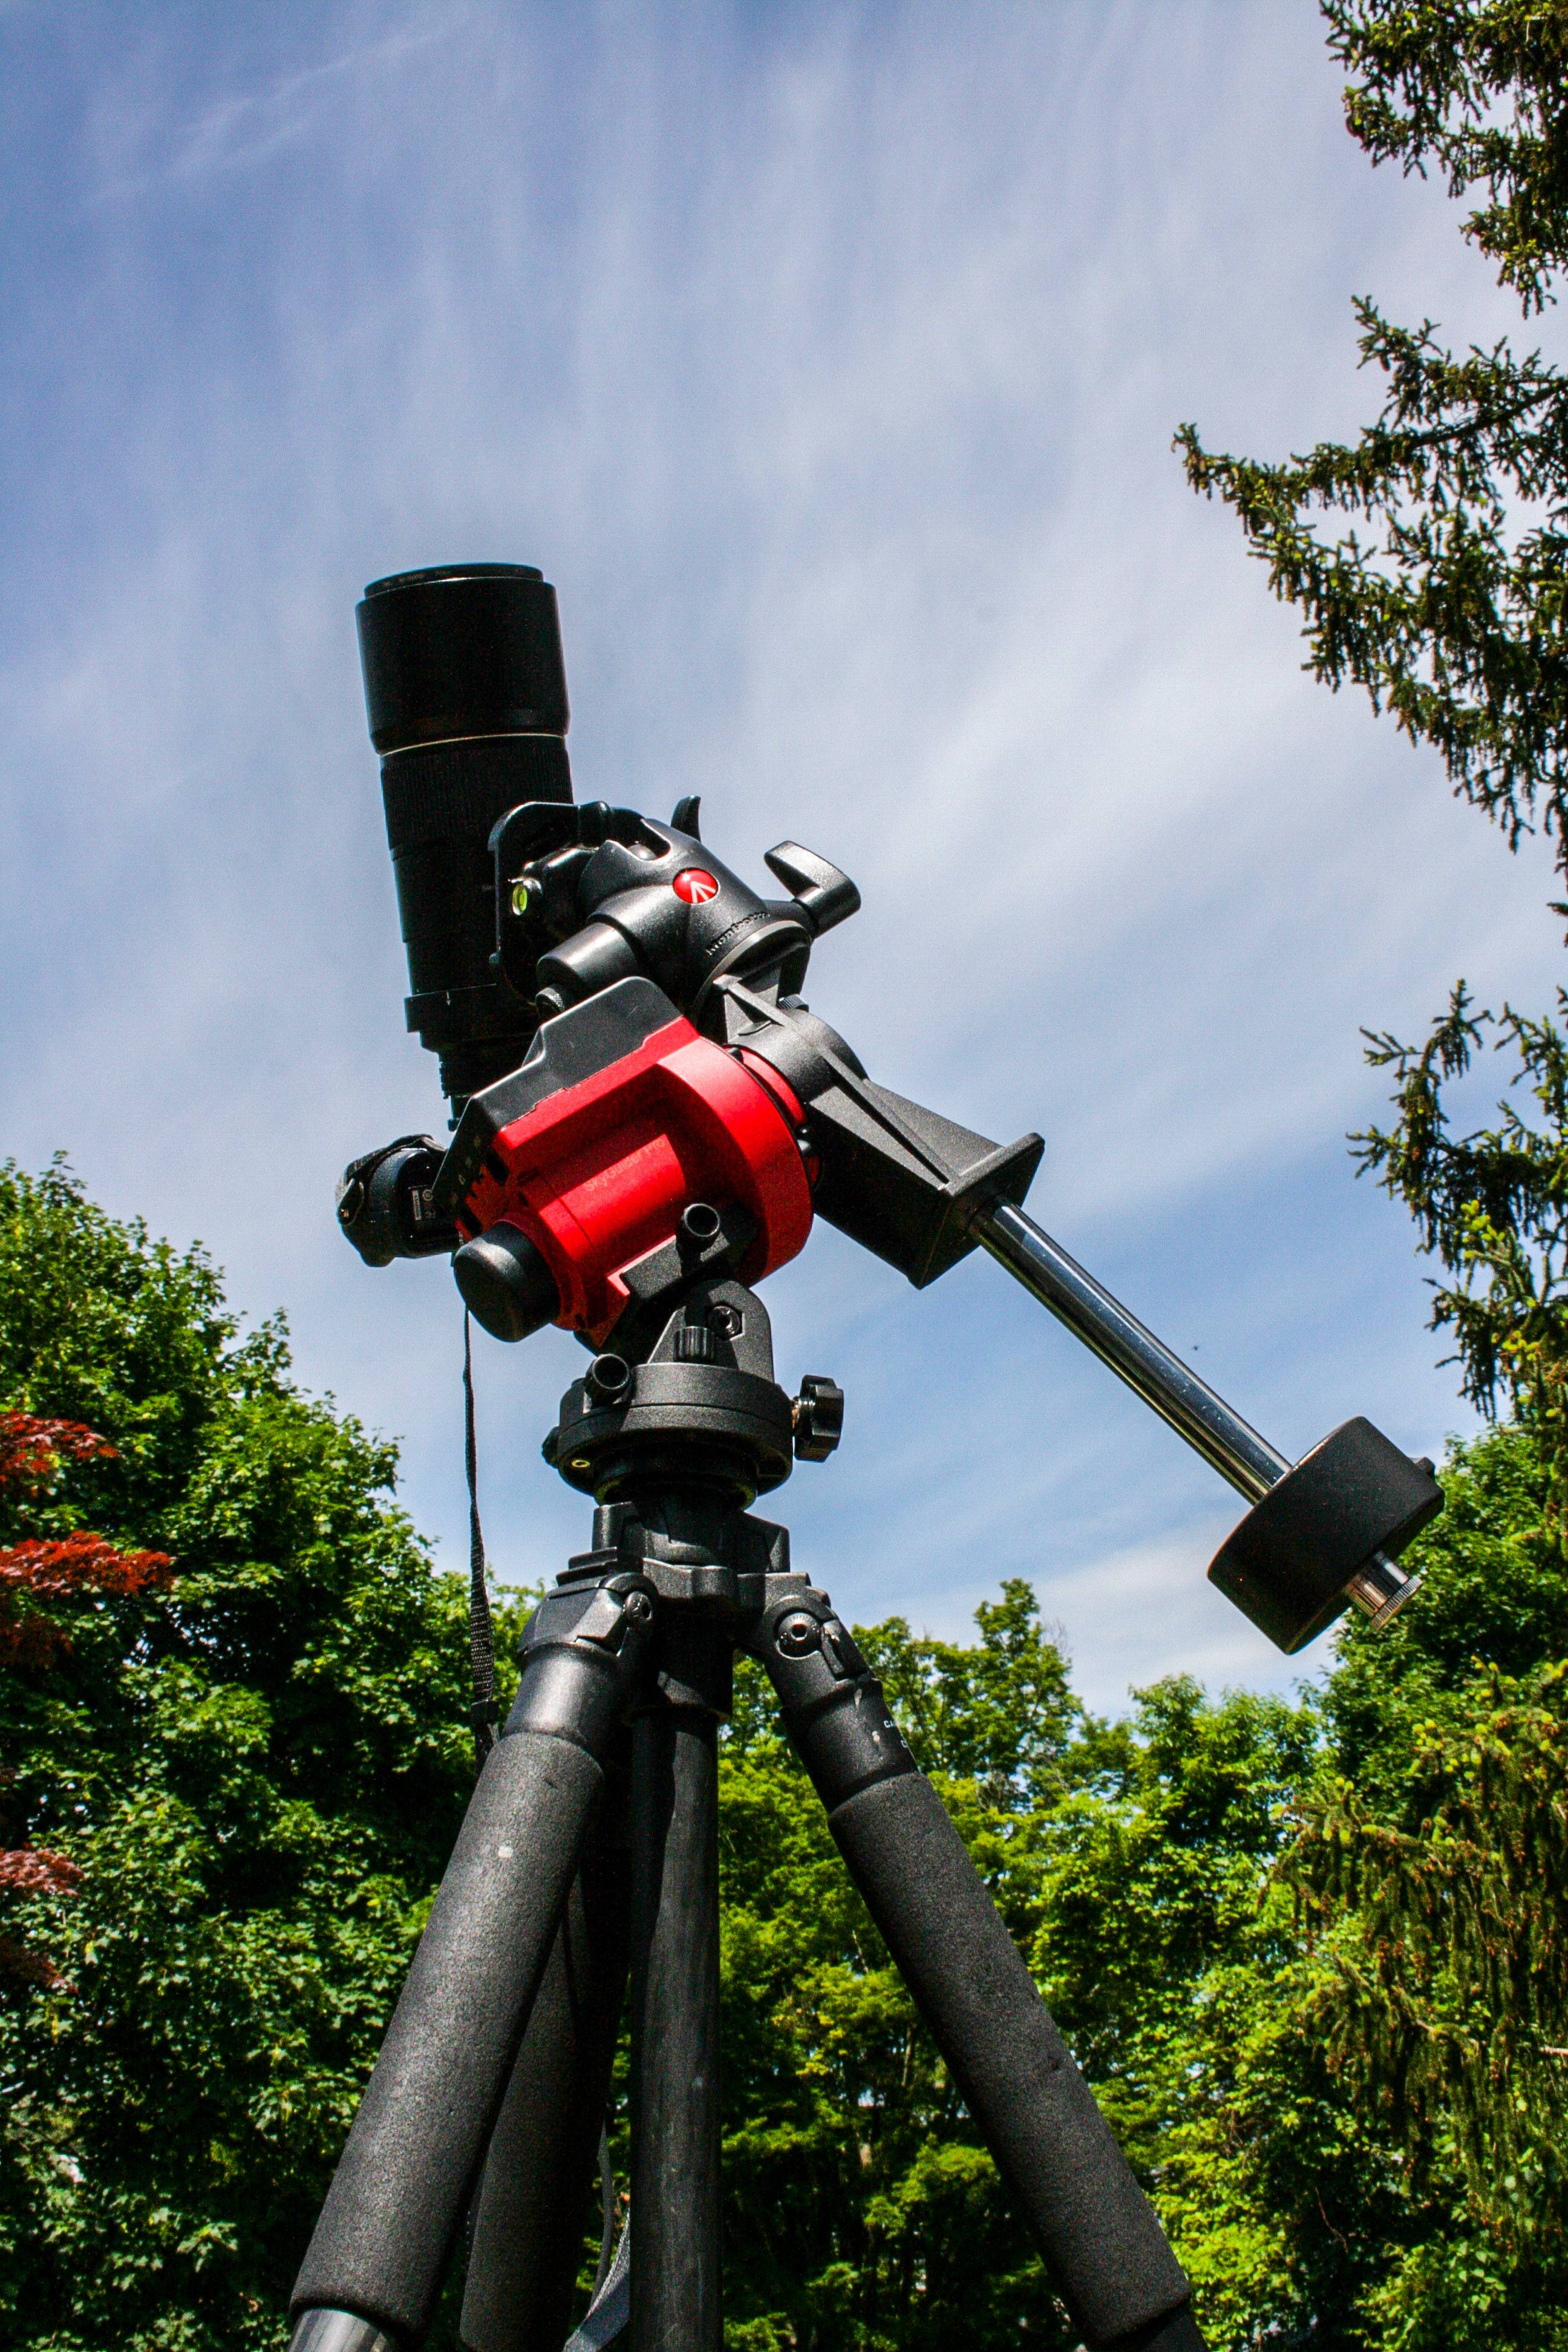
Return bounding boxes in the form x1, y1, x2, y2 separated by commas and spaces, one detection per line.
595, 2126, 616, 2296
463, 1312, 498, 1764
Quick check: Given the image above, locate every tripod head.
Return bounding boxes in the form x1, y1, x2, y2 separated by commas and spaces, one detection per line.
339, 561, 1443, 1658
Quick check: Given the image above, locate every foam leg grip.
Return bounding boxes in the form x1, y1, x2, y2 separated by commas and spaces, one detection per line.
460, 1817, 632, 2352
290, 1731, 605, 2345
826, 1774, 1199, 2352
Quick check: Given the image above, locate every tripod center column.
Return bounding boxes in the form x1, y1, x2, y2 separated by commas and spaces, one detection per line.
630, 1618, 730, 2352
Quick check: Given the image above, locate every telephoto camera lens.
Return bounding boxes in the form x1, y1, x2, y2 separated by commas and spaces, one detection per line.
358, 563, 574, 1105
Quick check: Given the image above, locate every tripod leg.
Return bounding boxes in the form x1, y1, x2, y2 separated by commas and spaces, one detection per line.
753, 1596, 1206, 2352
629, 1624, 727, 2352
289, 1577, 655, 2352
460, 1753, 633, 2352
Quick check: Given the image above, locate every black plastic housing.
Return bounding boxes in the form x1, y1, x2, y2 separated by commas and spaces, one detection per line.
358, 565, 573, 1104
713, 984, 1043, 1287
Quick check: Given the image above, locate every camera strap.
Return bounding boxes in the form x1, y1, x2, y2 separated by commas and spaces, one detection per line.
462, 1313, 498, 1763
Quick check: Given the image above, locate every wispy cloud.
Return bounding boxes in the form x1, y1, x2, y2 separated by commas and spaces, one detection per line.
85, 7, 463, 201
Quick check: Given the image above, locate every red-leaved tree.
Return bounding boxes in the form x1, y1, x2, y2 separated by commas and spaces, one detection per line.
0, 1409, 171, 1981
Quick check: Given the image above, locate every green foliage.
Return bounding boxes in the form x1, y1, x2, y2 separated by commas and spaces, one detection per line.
1292, 1668, 1568, 2252
1289, 1431, 1568, 2344
1179, 299, 1568, 855
0, 1160, 520, 2352
864, 1586, 1083, 1812
1324, 1420, 1561, 1783
1329, 0, 1568, 315
1161, 1426, 1568, 2351
1025, 1683, 1344, 2351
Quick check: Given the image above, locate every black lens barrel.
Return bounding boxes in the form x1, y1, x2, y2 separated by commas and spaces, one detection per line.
358, 565, 574, 1105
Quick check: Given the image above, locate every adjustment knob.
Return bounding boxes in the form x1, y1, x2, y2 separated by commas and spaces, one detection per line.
792, 1374, 844, 1462
336, 1137, 452, 1266
586, 1353, 633, 1406
763, 842, 860, 935
452, 1221, 561, 1342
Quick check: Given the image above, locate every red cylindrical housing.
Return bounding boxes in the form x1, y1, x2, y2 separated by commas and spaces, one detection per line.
455, 1011, 813, 1345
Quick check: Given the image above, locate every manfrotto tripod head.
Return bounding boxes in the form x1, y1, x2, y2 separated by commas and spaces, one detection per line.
340, 559, 1442, 1658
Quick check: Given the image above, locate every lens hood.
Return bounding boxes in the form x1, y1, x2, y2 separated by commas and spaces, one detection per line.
358, 564, 569, 754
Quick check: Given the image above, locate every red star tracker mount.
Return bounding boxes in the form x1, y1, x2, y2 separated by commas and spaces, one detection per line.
302, 564, 1443, 2352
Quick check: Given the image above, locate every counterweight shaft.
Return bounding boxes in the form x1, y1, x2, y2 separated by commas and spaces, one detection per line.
971, 1200, 1422, 1631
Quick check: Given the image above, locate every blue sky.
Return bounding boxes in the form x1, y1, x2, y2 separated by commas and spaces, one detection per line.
1, 0, 1559, 1711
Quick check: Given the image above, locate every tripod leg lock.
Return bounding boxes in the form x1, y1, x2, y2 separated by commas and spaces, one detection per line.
505, 1573, 658, 1752
750, 1595, 917, 1806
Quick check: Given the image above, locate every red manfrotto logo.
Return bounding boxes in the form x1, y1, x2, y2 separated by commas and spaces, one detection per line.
672, 867, 720, 906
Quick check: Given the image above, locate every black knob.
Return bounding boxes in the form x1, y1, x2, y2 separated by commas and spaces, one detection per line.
678, 1201, 723, 1251
672, 1323, 717, 1363
792, 1374, 844, 1462
336, 1137, 451, 1266
453, 1221, 561, 1342
586, 1353, 633, 1406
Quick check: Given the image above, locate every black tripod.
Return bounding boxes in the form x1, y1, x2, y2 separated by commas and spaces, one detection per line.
287, 1270, 1204, 2352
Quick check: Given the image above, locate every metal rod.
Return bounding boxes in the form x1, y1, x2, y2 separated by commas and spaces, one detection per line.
971, 1200, 1290, 1504
972, 1204, 1423, 1632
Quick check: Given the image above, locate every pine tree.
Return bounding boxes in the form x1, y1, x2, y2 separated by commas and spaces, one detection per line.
1170, 11, 1568, 2341
1177, 1, 1568, 1517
